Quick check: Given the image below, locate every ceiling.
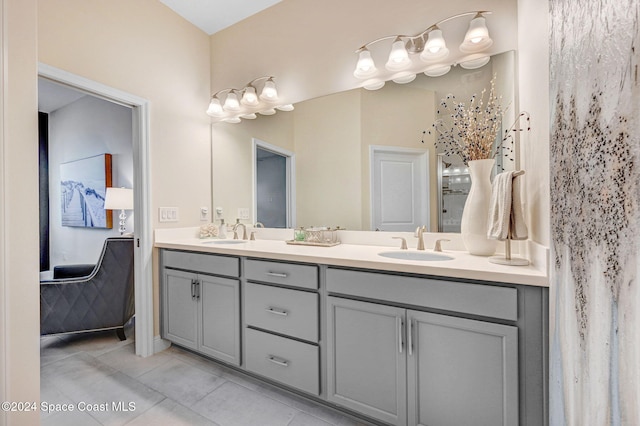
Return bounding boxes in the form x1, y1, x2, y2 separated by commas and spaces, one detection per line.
38, 78, 86, 113
158, 0, 282, 35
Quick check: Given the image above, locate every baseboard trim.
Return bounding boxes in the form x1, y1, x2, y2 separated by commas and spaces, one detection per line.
153, 336, 171, 354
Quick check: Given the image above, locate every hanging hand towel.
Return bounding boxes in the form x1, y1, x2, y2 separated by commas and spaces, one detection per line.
487, 171, 513, 240
510, 173, 528, 240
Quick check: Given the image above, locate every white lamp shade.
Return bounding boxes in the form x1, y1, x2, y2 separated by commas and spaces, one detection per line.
385, 39, 411, 71
241, 86, 259, 106
420, 29, 449, 62
424, 64, 452, 77
259, 108, 277, 115
260, 79, 278, 101
223, 116, 242, 123
240, 113, 258, 119
104, 187, 133, 210
459, 54, 490, 69
354, 49, 377, 79
392, 72, 416, 84
363, 79, 385, 90
223, 92, 241, 111
460, 15, 493, 53
276, 104, 295, 111
206, 98, 224, 117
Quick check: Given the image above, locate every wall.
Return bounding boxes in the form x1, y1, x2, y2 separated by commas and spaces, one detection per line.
0, 0, 40, 424
48, 95, 133, 267
549, 0, 640, 424
38, 0, 211, 336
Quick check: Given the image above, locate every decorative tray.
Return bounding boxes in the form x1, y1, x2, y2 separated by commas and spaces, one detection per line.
285, 240, 341, 247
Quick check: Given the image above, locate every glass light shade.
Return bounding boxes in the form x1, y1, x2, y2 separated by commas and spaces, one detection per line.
420, 29, 449, 62
353, 49, 377, 79
385, 39, 411, 71
276, 104, 294, 111
206, 98, 224, 117
223, 116, 242, 123
223, 92, 241, 111
363, 79, 385, 90
241, 87, 259, 106
260, 79, 278, 102
240, 113, 257, 119
460, 15, 493, 53
459, 54, 490, 69
104, 187, 133, 210
259, 108, 276, 115
392, 72, 416, 84
424, 64, 452, 77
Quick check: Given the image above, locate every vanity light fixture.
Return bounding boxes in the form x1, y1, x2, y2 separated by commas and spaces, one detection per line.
206, 76, 293, 123
353, 11, 493, 89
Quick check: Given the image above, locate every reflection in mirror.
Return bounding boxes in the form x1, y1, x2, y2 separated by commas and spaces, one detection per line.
211, 51, 515, 232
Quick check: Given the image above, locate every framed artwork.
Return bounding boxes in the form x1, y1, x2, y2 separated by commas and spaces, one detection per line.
60, 153, 113, 228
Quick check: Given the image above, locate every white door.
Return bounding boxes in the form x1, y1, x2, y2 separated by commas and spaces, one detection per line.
371, 147, 429, 232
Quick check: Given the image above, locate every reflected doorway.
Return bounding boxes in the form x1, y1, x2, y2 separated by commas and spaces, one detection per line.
253, 139, 295, 228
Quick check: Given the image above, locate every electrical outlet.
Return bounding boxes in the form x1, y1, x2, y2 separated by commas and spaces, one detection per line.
159, 207, 179, 223
238, 207, 250, 220
200, 207, 209, 221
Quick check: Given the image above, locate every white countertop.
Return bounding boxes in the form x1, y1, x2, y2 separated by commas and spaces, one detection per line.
155, 229, 548, 287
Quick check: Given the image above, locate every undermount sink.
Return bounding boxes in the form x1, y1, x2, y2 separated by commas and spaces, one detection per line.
378, 251, 454, 261
201, 239, 247, 245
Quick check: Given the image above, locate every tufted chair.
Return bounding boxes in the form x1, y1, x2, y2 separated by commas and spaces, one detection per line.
40, 236, 135, 340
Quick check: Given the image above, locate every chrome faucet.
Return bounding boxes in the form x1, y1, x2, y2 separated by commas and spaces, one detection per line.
417, 227, 426, 251
233, 223, 248, 240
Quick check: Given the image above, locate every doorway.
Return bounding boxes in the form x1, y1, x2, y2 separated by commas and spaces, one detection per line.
370, 146, 429, 232
39, 64, 154, 357
253, 139, 295, 228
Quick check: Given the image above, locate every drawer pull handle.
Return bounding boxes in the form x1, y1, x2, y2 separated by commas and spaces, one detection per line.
267, 355, 289, 367
265, 307, 289, 316
266, 272, 288, 278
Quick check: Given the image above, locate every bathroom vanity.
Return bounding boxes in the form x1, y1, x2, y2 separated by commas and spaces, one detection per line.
156, 231, 548, 426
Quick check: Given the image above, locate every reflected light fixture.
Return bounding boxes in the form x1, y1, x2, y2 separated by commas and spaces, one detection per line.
353, 11, 493, 89
206, 76, 293, 124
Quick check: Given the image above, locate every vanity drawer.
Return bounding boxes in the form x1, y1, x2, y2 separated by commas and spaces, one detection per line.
245, 259, 318, 290
245, 328, 319, 395
245, 282, 318, 342
326, 268, 518, 321
163, 250, 239, 277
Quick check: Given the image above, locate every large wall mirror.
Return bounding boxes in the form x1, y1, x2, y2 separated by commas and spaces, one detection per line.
211, 50, 515, 232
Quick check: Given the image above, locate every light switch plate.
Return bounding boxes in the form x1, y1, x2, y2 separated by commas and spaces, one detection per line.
159, 207, 179, 223
238, 207, 250, 220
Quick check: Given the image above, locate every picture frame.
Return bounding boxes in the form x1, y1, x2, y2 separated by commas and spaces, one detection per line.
60, 153, 113, 228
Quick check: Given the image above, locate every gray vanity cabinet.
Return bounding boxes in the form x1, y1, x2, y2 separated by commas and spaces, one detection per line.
161, 250, 241, 366
326, 297, 407, 426
407, 311, 518, 426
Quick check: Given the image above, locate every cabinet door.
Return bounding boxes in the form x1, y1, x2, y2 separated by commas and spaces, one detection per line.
327, 297, 407, 426
407, 311, 518, 426
198, 275, 241, 365
163, 269, 198, 350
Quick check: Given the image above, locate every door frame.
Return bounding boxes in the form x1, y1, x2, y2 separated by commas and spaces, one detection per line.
252, 138, 296, 228
38, 63, 155, 357
369, 145, 430, 232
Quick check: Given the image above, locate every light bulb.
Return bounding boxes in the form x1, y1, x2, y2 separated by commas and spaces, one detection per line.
206, 98, 224, 117
260, 79, 278, 101
354, 48, 377, 79
385, 38, 411, 71
241, 87, 259, 106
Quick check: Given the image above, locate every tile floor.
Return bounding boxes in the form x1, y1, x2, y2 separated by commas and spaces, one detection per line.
40, 329, 369, 426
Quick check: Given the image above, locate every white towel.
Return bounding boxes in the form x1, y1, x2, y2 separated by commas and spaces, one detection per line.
487, 171, 528, 240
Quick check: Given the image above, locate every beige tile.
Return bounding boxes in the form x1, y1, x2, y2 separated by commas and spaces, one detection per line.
125, 398, 219, 426
137, 358, 226, 407
191, 381, 298, 426
98, 344, 173, 378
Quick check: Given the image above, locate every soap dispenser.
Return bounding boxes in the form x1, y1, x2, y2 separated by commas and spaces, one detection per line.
218, 218, 227, 239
